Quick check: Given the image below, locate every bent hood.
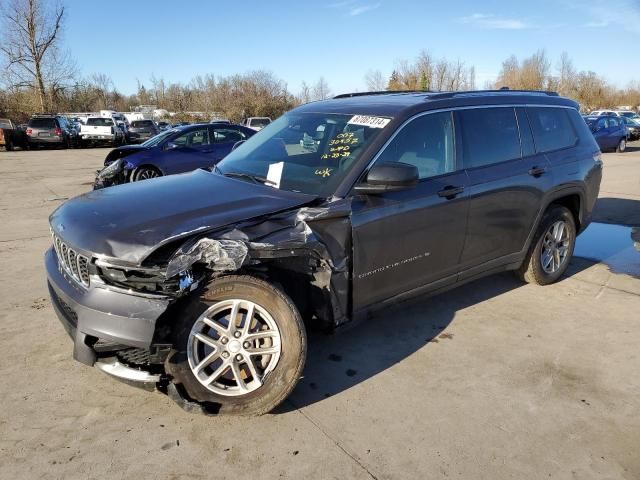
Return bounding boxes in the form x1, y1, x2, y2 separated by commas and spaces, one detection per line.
105, 144, 150, 164
50, 169, 316, 264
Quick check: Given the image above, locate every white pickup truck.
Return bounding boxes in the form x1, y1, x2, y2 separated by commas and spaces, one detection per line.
79, 117, 124, 146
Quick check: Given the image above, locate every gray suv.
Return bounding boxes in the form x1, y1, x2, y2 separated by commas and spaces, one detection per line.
26, 115, 75, 148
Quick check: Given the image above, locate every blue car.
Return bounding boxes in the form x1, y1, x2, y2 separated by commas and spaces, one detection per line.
94, 122, 256, 188
583, 115, 628, 153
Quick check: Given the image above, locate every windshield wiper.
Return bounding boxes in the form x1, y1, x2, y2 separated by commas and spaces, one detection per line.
217, 168, 277, 186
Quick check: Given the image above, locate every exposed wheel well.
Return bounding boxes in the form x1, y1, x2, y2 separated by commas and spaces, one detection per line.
549, 194, 581, 231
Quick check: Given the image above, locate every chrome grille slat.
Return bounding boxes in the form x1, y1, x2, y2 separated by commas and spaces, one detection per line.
51, 233, 90, 287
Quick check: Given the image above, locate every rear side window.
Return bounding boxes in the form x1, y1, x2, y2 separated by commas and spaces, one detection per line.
29, 118, 56, 128
458, 107, 521, 168
213, 128, 246, 143
527, 107, 577, 153
375, 111, 455, 179
131, 120, 153, 127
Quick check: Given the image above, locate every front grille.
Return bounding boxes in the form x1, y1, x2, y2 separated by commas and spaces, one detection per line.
52, 233, 90, 287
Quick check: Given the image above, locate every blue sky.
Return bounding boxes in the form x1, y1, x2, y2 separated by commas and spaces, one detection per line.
63, 0, 640, 95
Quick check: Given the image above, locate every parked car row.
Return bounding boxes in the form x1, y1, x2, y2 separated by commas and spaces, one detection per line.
2, 113, 270, 151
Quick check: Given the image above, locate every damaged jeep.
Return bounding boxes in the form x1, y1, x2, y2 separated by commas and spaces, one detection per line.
45, 90, 602, 415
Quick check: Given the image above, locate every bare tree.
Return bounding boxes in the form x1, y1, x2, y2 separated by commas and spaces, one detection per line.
0, 0, 67, 111
311, 77, 331, 100
364, 70, 386, 91
298, 81, 311, 103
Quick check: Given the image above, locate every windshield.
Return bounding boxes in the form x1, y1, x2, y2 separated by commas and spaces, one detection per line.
87, 118, 114, 126
141, 129, 176, 147
217, 112, 391, 196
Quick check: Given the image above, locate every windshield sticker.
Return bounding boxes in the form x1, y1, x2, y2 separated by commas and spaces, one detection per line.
314, 167, 333, 178
347, 115, 391, 129
266, 161, 284, 189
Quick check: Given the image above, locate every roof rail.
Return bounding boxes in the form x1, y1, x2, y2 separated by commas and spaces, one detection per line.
333, 90, 431, 99
333, 89, 560, 100
424, 89, 560, 101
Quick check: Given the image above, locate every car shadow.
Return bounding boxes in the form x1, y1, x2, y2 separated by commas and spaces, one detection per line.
278, 259, 597, 413
593, 197, 640, 226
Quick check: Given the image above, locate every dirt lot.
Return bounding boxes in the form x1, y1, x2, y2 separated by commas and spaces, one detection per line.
1, 144, 639, 480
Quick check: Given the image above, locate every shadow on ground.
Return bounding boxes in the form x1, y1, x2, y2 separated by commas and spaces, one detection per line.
281, 257, 600, 412
593, 197, 640, 226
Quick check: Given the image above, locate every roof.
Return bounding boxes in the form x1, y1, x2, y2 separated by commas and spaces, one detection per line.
295, 89, 578, 118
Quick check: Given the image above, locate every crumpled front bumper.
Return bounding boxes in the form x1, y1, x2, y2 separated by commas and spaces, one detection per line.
45, 247, 171, 366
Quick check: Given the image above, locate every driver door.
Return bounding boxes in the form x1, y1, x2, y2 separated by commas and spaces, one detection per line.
350, 111, 469, 310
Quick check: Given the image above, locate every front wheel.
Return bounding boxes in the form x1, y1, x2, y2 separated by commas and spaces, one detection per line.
616, 138, 627, 153
516, 205, 576, 285
166, 275, 306, 415
133, 166, 161, 181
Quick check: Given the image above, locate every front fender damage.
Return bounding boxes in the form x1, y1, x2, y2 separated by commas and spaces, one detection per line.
163, 198, 352, 327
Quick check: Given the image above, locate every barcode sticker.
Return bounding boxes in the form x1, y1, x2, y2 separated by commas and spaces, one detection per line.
347, 115, 391, 129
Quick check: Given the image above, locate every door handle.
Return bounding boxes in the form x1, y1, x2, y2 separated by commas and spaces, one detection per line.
437, 185, 464, 198
528, 166, 546, 177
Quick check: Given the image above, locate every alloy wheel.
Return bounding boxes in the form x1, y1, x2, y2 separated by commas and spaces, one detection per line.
540, 220, 571, 274
187, 299, 282, 397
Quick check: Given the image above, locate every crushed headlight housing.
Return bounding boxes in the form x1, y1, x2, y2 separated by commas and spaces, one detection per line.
97, 159, 123, 180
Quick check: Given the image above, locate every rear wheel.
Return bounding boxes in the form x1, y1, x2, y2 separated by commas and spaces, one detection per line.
166, 275, 306, 415
133, 166, 161, 181
516, 205, 576, 285
5, 139, 14, 151
616, 138, 627, 153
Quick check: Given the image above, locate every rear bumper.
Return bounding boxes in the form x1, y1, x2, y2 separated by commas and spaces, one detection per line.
28, 136, 64, 144
81, 134, 116, 142
45, 247, 171, 366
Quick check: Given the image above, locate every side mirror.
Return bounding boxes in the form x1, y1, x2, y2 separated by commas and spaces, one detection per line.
354, 162, 419, 195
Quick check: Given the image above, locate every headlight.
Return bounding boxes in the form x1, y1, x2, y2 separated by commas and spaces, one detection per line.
97, 159, 123, 179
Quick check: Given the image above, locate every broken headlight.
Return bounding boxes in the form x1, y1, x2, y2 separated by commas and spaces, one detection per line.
97, 159, 123, 180
97, 261, 200, 296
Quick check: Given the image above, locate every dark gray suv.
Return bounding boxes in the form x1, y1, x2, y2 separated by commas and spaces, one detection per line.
45, 90, 602, 415
27, 115, 75, 148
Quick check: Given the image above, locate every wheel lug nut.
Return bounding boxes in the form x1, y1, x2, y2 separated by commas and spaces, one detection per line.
221, 351, 229, 359
221, 337, 228, 344
235, 354, 242, 361
234, 332, 241, 338
243, 341, 250, 349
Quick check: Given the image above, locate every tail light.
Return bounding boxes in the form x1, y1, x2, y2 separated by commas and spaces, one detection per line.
26, 128, 32, 136
54, 128, 62, 136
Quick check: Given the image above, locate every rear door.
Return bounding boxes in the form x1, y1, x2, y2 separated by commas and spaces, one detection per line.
456, 106, 553, 276
351, 111, 469, 309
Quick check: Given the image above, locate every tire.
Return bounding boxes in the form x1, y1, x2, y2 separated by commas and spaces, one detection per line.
133, 166, 162, 181
516, 205, 576, 285
166, 275, 306, 415
5, 139, 14, 151
616, 138, 626, 153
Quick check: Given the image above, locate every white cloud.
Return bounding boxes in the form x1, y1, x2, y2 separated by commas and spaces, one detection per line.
348, 3, 381, 16
561, 0, 640, 33
460, 13, 529, 30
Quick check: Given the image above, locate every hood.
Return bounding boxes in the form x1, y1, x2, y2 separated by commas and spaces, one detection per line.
50, 169, 316, 264
105, 144, 151, 164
